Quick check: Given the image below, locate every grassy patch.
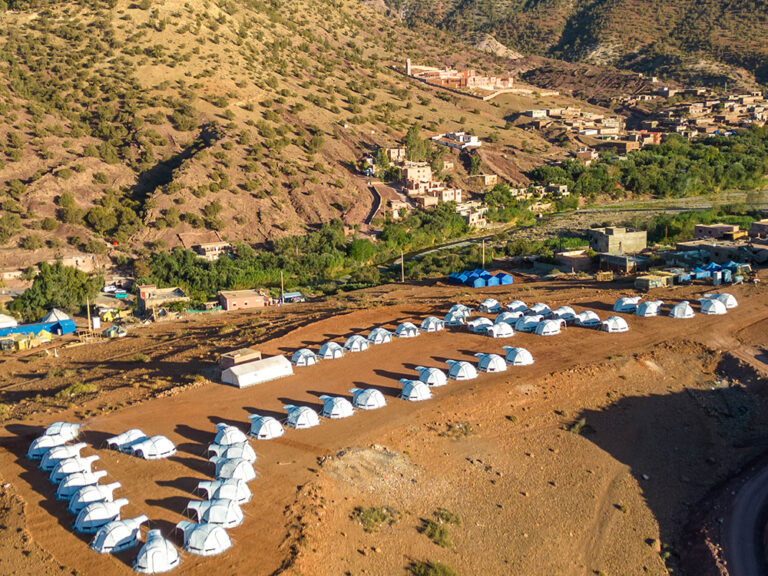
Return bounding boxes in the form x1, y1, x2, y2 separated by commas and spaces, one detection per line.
46, 368, 77, 379
420, 519, 451, 547
132, 353, 150, 363
566, 417, 594, 435
409, 561, 457, 576
438, 421, 472, 438
433, 508, 460, 525
55, 381, 98, 399
351, 506, 401, 533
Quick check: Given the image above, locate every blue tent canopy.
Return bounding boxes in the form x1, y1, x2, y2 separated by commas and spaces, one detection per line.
485, 276, 500, 287
470, 277, 487, 288
704, 262, 721, 271
497, 273, 514, 285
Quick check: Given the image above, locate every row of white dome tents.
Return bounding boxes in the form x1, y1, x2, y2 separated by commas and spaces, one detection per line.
105, 429, 177, 460
613, 293, 737, 319
293, 319, 442, 366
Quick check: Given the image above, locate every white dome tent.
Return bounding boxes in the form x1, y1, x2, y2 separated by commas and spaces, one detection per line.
186, 498, 244, 529
443, 312, 466, 327
446, 360, 478, 381
534, 319, 564, 336
415, 366, 448, 387
503, 347, 534, 366
475, 353, 507, 373
614, 296, 642, 313
700, 298, 728, 315
636, 300, 664, 317
318, 341, 344, 360
197, 478, 252, 505
291, 348, 319, 366
574, 310, 601, 328
176, 521, 232, 557
527, 303, 551, 317
344, 335, 370, 352
551, 306, 576, 323
420, 316, 444, 332
74, 498, 129, 534
56, 470, 108, 500
506, 300, 527, 313
669, 301, 695, 319
50, 455, 100, 484
130, 436, 176, 460
91, 515, 148, 554
214, 424, 248, 446
68, 482, 121, 515
368, 327, 393, 344
40, 442, 88, 471
399, 379, 432, 402
395, 322, 420, 338
27, 434, 69, 460
495, 311, 523, 325
213, 457, 257, 483
602, 316, 630, 333
467, 317, 493, 334
478, 298, 501, 313
706, 293, 738, 309
284, 405, 320, 429
486, 322, 514, 338
106, 429, 147, 453
28, 422, 81, 460
319, 395, 355, 419
248, 415, 285, 440
133, 529, 180, 574
349, 388, 387, 410
448, 304, 472, 317
208, 442, 257, 464
515, 315, 542, 333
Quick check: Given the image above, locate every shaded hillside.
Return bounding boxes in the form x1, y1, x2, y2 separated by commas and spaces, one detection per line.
372, 0, 768, 87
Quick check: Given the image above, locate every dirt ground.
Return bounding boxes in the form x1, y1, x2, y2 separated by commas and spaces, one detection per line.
0, 278, 766, 576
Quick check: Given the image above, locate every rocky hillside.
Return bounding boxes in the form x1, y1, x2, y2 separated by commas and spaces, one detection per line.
373, 0, 768, 87
0, 0, 564, 268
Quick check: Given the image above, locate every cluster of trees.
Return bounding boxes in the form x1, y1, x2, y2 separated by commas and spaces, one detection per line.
138, 208, 469, 300
9, 262, 103, 322
634, 205, 761, 244
530, 128, 768, 200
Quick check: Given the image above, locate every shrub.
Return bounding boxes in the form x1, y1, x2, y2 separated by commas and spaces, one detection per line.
351, 506, 401, 532
55, 382, 99, 399
132, 353, 150, 363
420, 519, 451, 547
21, 234, 44, 250
409, 561, 457, 576
40, 217, 59, 231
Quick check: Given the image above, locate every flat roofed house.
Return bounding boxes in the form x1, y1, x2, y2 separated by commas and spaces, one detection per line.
137, 285, 189, 313
219, 348, 262, 370
194, 242, 231, 262
217, 289, 270, 311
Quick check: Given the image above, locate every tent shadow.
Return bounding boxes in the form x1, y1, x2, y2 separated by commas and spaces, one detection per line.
242, 406, 286, 421
167, 455, 210, 476
156, 476, 203, 494
373, 368, 413, 381
174, 424, 210, 444
430, 356, 453, 364
145, 495, 191, 516
206, 415, 246, 430
176, 441, 208, 458
352, 381, 402, 398
277, 397, 324, 412
83, 429, 119, 448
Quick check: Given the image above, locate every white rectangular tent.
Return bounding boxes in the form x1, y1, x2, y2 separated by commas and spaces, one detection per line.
221, 355, 293, 388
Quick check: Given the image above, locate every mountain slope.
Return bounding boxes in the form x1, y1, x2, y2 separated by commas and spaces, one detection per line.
375, 0, 768, 86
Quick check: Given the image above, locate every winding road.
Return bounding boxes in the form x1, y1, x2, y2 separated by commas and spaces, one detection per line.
724, 462, 768, 576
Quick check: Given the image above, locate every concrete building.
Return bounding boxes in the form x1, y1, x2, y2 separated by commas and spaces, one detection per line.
431, 132, 482, 150
555, 249, 594, 272
589, 227, 647, 254
137, 285, 189, 313
193, 242, 231, 262
384, 147, 406, 163
402, 162, 432, 183
749, 219, 768, 239
470, 174, 498, 188
217, 290, 270, 311
693, 223, 743, 240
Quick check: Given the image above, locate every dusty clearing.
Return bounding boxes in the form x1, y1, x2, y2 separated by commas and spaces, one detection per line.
0, 279, 766, 576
